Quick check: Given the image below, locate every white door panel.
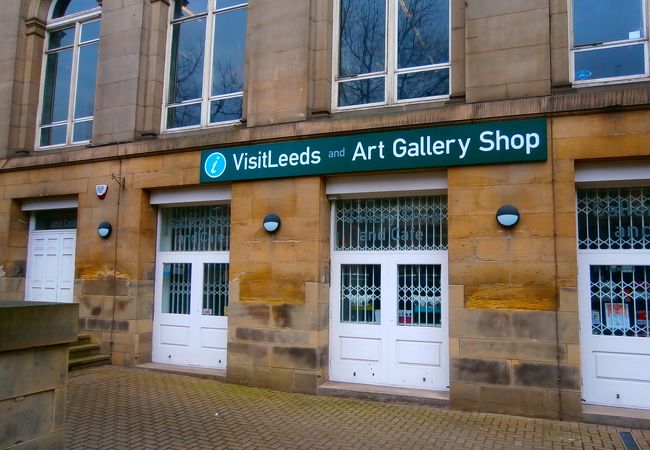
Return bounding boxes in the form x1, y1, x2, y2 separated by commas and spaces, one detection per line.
330, 252, 449, 391
579, 253, 650, 410
26, 231, 76, 303
153, 254, 229, 369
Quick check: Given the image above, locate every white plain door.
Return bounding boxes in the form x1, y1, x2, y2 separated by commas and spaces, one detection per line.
330, 251, 449, 390
579, 253, 650, 410
152, 252, 229, 369
25, 230, 76, 303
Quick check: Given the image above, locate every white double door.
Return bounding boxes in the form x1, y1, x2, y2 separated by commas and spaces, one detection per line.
25, 230, 76, 303
330, 251, 449, 390
153, 251, 229, 369
579, 253, 650, 409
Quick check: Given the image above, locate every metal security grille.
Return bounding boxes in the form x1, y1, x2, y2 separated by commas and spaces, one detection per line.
335, 196, 447, 251
590, 265, 649, 337
340, 265, 381, 324
160, 205, 230, 252
397, 265, 441, 327
577, 187, 650, 250
162, 263, 191, 314
203, 263, 229, 316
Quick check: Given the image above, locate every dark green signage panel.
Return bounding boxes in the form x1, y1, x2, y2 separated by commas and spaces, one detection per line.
200, 118, 547, 183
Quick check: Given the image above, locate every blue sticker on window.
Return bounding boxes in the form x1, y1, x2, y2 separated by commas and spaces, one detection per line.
576, 69, 593, 80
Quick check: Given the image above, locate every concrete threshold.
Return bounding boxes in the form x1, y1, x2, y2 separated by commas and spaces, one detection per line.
136, 363, 226, 381
317, 381, 449, 407
583, 404, 650, 429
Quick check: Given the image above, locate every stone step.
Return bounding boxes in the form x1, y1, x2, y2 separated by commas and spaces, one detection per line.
69, 343, 102, 359
69, 354, 111, 371
73, 333, 92, 346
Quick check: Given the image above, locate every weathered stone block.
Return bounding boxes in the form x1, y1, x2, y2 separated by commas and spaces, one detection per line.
556, 311, 579, 344
512, 362, 580, 390
270, 303, 319, 330
235, 327, 309, 346
228, 342, 269, 366
228, 302, 271, 327
478, 385, 554, 418
511, 311, 557, 341
0, 302, 78, 351
0, 390, 54, 449
450, 308, 510, 339
294, 370, 318, 394
451, 357, 510, 385
271, 346, 319, 370
465, 286, 556, 311
459, 338, 564, 362
0, 345, 68, 402
547, 389, 582, 421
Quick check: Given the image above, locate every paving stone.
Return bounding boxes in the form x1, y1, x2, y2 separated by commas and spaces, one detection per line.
64, 366, 647, 449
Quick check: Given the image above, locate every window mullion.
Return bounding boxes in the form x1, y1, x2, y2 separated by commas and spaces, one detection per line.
202, 6, 216, 127
67, 20, 82, 144
385, 0, 395, 104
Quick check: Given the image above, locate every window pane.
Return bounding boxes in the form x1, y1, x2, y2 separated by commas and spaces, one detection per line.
41, 50, 72, 125
590, 265, 649, 338
397, 68, 449, 100
34, 209, 77, 230
162, 263, 191, 315
167, 103, 202, 128
168, 19, 206, 103
212, 8, 246, 96
398, 0, 449, 69
203, 263, 229, 316
216, 0, 246, 9
210, 97, 242, 123
574, 44, 645, 81
80, 20, 101, 42
340, 265, 381, 324
339, 0, 385, 77
40, 125, 67, 146
74, 43, 98, 119
398, 265, 441, 328
73, 120, 92, 142
52, 0, 100, 19
159, 205, 231, 252
48, 27, 75, 50
173, 0, 208, 19
338, 77, 385, 106
573, 0, 644, 46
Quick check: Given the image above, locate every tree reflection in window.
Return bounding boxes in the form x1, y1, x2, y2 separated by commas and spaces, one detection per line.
336, 0, 449, 107
166, 0, 247, 129
39, 0, 100, 147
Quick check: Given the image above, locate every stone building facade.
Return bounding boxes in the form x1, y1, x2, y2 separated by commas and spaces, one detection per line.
1, 0, 650, 424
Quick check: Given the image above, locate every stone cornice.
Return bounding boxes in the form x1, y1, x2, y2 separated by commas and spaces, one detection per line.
2, 83, 650, 172
24, 17, 46, 37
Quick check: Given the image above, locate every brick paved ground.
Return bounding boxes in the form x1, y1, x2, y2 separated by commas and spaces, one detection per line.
65, 366, 649, 450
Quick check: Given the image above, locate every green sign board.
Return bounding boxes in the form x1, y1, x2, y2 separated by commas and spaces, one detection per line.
200, 118, 547, 183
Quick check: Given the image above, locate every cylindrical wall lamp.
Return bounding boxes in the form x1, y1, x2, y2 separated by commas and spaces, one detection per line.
97, 221, 113, 238
496, 205, 520, 228
263, 213, 281, 233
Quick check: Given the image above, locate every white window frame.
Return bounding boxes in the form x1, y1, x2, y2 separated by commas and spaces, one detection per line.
36, 3, 101, 150
332, 0, 451, 111
162, 1, 247, 133
568, 0, 650, 86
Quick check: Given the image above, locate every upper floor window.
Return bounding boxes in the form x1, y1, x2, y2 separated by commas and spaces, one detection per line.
39, 0, 101, 148
164, 0, 247, 131
333, 0, 450, 109
571, 0, 648, 84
